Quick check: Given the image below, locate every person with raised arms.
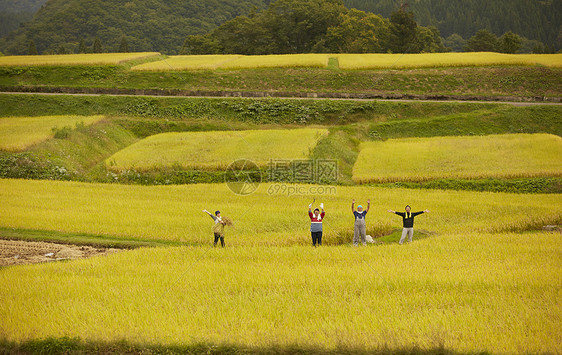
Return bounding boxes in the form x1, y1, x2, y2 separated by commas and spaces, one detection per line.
203, 209, 233, 247
308, 203, 325, 247
351, 199, 370, 246
388, 205, 430, 244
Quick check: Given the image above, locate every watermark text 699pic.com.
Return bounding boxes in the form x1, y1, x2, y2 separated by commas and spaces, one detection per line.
267, 183, 337, 196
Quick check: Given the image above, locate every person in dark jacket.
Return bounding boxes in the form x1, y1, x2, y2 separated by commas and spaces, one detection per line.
388, 205, 429, 244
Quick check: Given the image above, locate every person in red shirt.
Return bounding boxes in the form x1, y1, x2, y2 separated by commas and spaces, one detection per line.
308, 203, 325, 246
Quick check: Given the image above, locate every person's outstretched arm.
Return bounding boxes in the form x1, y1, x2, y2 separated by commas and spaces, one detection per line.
320, 203, 325, 217
308, 204, 313, 217
412, 210, 430, 217
365, 199, 370, 213
202, 209, 216, 220
351, 199, 355, 212
387, 209, 395, 214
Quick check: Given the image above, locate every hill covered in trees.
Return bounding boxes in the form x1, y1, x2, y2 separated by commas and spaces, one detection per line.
343, 0, 561, 49
0, 0, 269, 55
0, 0, 559, 55
182, 0, 449, 55
0, 0, 48, 39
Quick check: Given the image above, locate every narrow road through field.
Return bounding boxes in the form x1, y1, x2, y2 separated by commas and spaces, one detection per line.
1, 91, 561, 106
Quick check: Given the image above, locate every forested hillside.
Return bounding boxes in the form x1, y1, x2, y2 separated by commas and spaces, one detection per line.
1, 0, 559, 55
0, 0, 269, 54
343, 0, 561, 48
0, 0, 48, 38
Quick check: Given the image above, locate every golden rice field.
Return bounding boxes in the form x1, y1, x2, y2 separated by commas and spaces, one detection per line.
218, 54, 330, 69
0, 179, 560, 352
105, 128, 328, 171
353, 133, 562, 184
0, 230, 560, 352
131, 54, 330, 71
0, 52, 160, 66
336, 52, 562, 69
0, 179, 560, 246
0, 115, 104, 151
130, 53, 562, 71
2, 52, 559, 70
131, 54, 243, 71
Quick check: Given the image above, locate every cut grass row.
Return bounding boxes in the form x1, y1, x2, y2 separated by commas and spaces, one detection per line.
0, 231, 560, 353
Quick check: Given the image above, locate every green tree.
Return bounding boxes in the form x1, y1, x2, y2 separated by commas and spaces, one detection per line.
532, 43, 545, 54
210, 14, 275, 54
443, 33, 466, 52
27, 39, 38, 55
465, 29, 498, 52
56, 44, 67, 54
266, 0, 346, 53
388, 6, 418, 53
180, 35, 220, 55
92, 37, 102, 53
414, 26, 447, 53
118, 36, 129, 52
78, 38, 87, 53
324, 9, 389, 53
499, 31, 522, 53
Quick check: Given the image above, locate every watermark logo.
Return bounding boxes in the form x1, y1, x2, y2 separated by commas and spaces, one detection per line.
225, 159, 262, 196
268, 159, 338, 184
225, 159, 338, 196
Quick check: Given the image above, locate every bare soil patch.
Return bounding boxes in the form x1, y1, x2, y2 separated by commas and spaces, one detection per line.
0, 239, 120, 266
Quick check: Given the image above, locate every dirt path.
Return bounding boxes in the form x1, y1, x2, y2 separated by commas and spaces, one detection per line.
0, 239, 120, 266
1, 91, 560, 106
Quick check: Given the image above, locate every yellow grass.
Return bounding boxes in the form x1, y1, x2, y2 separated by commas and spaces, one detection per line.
220, 54, 330, 69
0, 179, 560, 351
105, 128, 328, 171
0, 52, 160, 66
131, 53, 562, 71
353, 133, 562, 183
131, 54, 330, 71
131, 55, 243, 71
0, 115, 105, 151
0, 232, 560, 353
0, 179, 559, 245
336, 52, 562, 69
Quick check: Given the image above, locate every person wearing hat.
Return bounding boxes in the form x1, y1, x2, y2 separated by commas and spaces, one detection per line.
308, 203, 325, 246
351, 199, 370, 246
388, 205, 430, 244
202, 209, 231, 247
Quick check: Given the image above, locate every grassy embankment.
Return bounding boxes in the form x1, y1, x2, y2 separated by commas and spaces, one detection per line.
0, 53, 561, 99
0, 94, 561, 191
